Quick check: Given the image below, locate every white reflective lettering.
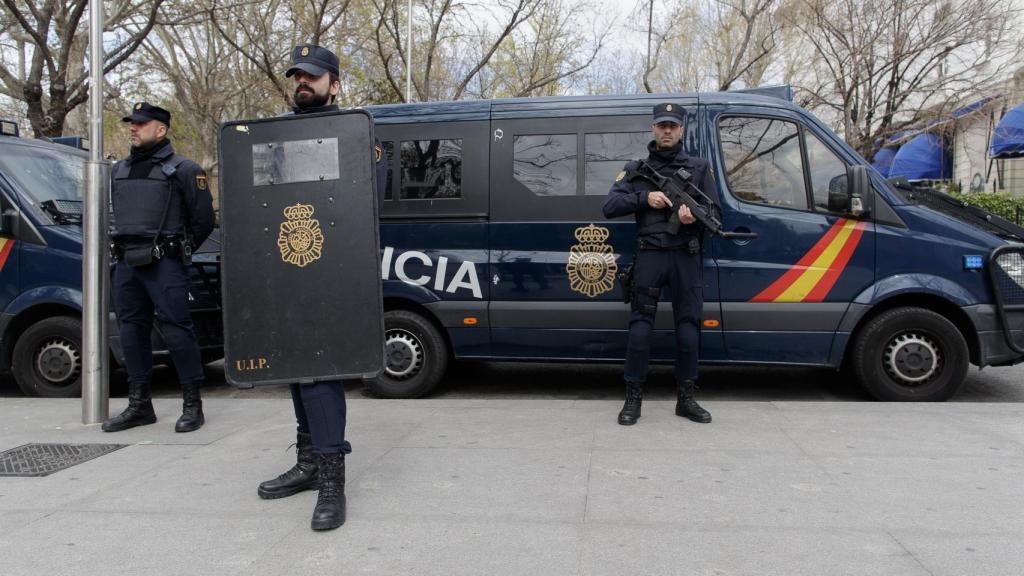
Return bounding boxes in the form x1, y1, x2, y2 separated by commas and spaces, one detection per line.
434, 256, 449, 291
381, 246, 394, 280
447, 260, 482, 299
395, 250, 432, 286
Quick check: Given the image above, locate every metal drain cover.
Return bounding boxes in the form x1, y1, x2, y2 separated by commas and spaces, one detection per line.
0, 443, 127, 477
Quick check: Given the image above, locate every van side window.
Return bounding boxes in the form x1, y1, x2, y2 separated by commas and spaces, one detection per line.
584, 132, 647, 196
513, 134, 577, 196
400, 139, 462, 199
381, 141, 394, 200
804, 132, 847, 212
718, 116, 808, 210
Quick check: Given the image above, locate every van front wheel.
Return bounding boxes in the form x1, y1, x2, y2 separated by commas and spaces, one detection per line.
851, 307, 968, 401
365, 310, 448, 398
12, 316, 83, 398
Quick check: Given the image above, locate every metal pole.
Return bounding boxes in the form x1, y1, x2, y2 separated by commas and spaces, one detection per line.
406, 0, 412, 103
82, 0, 110, 424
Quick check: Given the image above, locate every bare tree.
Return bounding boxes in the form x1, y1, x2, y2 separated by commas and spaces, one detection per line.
710, 0, 781, 90
786, 0, 1023, 159
0, 0, 166, 136
138, 0, 277, 175
477, 0, 610, 98
634, 0, 781, 93
372, 0, 544, 102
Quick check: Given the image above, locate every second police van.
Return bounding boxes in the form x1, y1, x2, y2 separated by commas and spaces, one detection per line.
362, 87, 1024, 401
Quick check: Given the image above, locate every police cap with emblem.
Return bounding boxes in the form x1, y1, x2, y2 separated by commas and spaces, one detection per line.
286, 44, 340, 78
652, 102, 684, 126
122, 102, 171, 127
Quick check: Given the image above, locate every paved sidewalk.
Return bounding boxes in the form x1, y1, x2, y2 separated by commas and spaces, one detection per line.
1, 396, 1022, 576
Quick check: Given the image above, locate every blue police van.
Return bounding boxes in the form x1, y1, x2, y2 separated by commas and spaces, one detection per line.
0, 121, 222, 397
362, 87, 1024, 401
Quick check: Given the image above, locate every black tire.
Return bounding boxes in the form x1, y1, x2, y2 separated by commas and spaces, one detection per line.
365, 309, 448, 398
12, 316, 83, 398
851, 307, 969, 401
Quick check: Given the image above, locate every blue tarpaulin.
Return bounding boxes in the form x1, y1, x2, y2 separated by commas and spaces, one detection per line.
888, 133, 951, 181
989, 103, 1024, 158
871, 146, 899, 177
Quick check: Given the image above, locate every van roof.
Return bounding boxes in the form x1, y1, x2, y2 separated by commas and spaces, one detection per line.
0, 133, 89, 158
365, 85, 796, 123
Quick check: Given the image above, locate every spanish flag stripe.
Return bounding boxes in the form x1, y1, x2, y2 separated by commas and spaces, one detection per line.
803, 221, 867, 302
0, 238, 14, 271
774, 220, 859, 302
751, 218, 848, 303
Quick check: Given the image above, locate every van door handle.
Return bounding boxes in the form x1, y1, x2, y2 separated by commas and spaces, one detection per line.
720, 228, 757, 243
716, 228, 757, 237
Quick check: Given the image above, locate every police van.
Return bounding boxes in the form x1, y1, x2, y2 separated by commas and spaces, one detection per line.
0, 121, 222, 397
360, 88, 1024, 402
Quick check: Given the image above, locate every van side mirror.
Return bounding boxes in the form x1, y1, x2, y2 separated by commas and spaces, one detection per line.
0, 207, 14, 235
845, 165, 872, 217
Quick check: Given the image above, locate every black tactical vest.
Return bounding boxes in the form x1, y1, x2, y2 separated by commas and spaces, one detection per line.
110, 155, 186, 238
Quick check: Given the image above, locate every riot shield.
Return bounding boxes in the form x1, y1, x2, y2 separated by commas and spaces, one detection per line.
219, 110, 383, 387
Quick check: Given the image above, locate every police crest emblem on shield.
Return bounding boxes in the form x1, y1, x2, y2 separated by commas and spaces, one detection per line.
278, 203, 324, 267
566, 224, 617, 298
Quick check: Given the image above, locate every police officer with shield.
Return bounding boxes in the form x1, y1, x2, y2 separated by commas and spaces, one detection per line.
603, 103, 718, 426
103, 103, 215, 433
253, 44, 387, 532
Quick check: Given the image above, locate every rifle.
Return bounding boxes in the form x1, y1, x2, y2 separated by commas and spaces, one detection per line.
631, 160, 756, 240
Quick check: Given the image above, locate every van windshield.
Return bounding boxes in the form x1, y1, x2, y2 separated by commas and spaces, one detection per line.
0, 145, 85, 207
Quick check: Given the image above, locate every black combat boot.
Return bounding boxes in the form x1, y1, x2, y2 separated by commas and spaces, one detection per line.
174, 381, 205, 433
257, 433, 320, 499
617, 381, 643, 425
675, 379, 711, 423
310, 453, 346, 531
101, 381, 157, 432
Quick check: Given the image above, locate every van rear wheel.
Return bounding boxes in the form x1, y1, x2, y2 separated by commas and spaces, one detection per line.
13, 316, 83, 398
366, 309, 448, 398
851, 307, 968, 401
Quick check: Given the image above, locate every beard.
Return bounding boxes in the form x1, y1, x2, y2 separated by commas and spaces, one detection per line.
294, 84, 330, 109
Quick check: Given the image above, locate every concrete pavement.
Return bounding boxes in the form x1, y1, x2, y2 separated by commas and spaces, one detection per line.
1, 395, 1022, 576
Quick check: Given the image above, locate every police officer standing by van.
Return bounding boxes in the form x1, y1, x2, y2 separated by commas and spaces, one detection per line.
255, 44, 387, 532
103, 103, 215, 433
603, 103, 718, 426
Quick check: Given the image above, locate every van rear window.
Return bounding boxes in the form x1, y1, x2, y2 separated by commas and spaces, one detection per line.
514, 134, 576, 196
584, 132, 647, 196
400, 139, 462, 199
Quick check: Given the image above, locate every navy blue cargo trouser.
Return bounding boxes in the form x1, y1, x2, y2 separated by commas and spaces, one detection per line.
290, 382, 352, 455
623, 247, 703, 385
113, 257, 204, 388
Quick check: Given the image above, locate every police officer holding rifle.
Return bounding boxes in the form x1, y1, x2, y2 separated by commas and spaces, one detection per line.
603, 103, 720, 426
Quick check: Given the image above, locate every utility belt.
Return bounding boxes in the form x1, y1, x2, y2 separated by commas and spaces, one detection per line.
637, 236, 701, 254
618, 236, 700, 307
111, 236, 192, 266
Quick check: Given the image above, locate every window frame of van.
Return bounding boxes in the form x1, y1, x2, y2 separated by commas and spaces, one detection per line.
715, 112, 863, 217
489, 114, 663, 222
376, 120, 489, 220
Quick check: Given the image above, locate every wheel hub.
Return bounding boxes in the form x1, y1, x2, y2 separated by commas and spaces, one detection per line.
384, 330, 423, 380
36, 338, 81, 385
884, 332, 940, 385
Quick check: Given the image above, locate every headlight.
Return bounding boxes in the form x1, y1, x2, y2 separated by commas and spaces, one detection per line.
995, 251, 1024, 294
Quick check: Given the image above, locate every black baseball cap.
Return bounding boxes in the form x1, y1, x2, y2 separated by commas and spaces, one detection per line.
652, 103, 684, 125
286, 44, 340, 78
122, 102, 171, 126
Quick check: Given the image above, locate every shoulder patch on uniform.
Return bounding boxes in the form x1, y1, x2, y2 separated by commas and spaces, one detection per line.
615, 170, 626, 182
374, 145, 382, 162
196, 173, 208, 190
